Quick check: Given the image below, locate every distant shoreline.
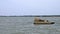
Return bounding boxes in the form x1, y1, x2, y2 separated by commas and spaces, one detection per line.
0, 15, 60, 17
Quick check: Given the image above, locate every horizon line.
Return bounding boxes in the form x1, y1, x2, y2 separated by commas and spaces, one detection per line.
0, 15, 60, 17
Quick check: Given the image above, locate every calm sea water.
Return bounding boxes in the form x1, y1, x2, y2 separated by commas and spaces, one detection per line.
0, 17, 60, 34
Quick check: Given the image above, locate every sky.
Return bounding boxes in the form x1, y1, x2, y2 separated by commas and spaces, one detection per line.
0, 0, 60, 16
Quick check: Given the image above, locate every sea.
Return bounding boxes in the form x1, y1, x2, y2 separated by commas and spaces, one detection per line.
0, 17, 60, 34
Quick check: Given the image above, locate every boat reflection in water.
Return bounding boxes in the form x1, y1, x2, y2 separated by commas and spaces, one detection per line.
34, 17, 55, 25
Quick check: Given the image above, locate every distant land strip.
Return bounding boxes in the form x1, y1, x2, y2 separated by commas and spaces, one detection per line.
0, 15, 60, 17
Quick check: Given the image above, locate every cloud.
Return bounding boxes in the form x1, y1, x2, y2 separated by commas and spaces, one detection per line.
0, 0, 60, 16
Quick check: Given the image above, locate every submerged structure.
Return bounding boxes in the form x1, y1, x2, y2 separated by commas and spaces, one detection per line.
34, 17, 55, 24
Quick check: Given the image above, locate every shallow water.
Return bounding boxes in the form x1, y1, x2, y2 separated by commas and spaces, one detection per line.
0, 17, 60, 34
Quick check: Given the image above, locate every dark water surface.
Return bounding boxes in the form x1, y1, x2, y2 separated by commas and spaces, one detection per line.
0, 17, 60, 34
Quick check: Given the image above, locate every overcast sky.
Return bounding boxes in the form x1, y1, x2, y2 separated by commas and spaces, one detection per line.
0, 0, 60, 16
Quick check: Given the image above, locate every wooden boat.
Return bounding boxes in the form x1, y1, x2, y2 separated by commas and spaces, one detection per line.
34, 17, 55, 24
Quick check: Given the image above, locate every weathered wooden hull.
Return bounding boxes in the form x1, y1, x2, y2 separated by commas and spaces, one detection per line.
34, 22, 55, 24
